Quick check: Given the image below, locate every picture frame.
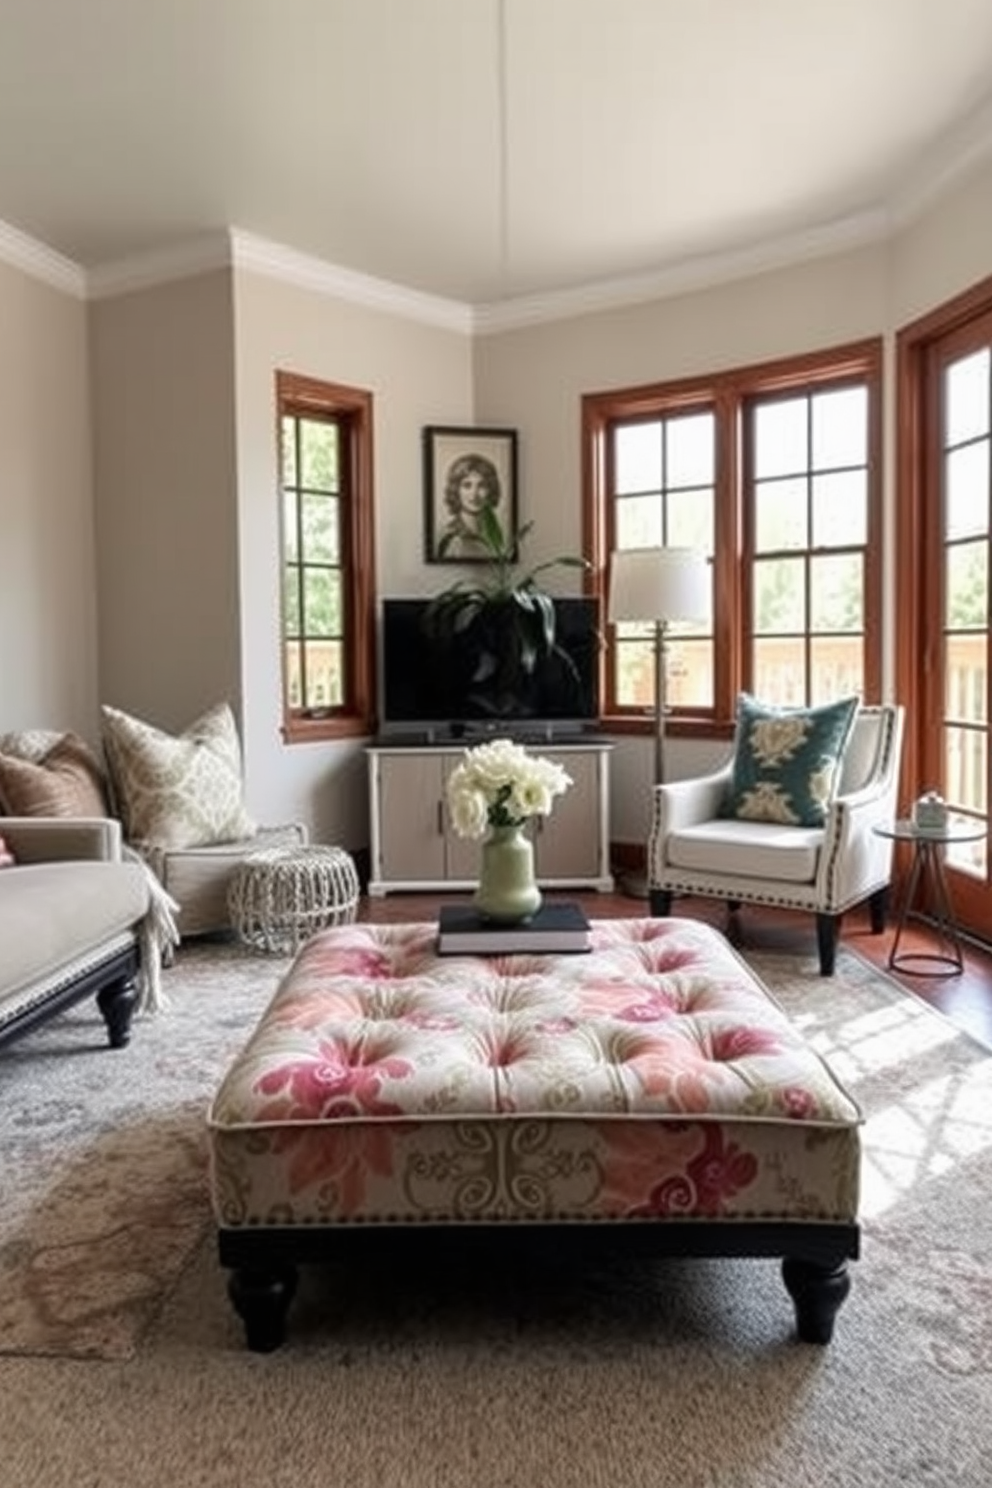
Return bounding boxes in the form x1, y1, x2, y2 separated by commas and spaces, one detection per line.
423, 425, 519, 564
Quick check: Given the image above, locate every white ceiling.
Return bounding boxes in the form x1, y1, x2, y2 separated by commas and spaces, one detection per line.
2, 0, 992, 311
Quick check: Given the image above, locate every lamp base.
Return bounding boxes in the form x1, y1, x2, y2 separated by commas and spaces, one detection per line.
617, 869, 651, 900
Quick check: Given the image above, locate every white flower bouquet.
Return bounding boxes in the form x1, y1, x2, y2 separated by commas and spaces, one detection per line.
446, 737, 573, 840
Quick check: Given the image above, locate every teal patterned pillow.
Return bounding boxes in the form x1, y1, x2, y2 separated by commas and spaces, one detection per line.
726, 694, 860, 827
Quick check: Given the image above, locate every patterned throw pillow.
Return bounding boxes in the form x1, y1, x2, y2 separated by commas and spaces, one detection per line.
0, 733, 109, 818
101, 702, 257, 854
725, 693, 860, 827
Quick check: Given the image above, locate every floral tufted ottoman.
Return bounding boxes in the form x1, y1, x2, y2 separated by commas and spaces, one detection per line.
207, 916, 861, 1351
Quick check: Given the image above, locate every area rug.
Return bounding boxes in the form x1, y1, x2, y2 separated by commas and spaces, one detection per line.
0, 939, 292, 1360
0, 930, 989, 1370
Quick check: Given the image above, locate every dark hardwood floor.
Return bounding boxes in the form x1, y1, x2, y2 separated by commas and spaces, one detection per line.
357, 888, 992, 1051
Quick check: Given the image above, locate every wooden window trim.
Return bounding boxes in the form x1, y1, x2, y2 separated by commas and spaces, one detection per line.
896, 270, 992, 813
276, 370, 376, 744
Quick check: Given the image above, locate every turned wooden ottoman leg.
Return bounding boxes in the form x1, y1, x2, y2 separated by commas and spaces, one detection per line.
228, 1266, 298, 1353
782, 1256, 851, 1344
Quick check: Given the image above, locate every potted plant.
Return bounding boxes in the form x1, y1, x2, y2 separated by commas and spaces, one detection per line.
422, 505, 590, 719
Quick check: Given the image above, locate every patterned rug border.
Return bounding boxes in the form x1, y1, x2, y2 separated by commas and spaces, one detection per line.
833, 940, 991, 1053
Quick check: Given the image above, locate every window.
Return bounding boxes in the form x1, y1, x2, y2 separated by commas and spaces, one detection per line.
583, 339, 882, 731
897, 273, 992, 934
277, 371, 376, 742
745, 381, 875, 707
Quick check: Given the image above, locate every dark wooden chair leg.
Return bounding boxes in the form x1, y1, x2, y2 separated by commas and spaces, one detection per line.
815, 912, 839, 975
782, 1256, 851, 1343
96, 975, 138, 1048
228, 1266, 298, 1353
649, 889, 673, 916
868, 886, 888, 934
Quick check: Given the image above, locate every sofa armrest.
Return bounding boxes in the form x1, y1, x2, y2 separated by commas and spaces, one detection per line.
1, 816, 123, 864
647, 764, 734, 879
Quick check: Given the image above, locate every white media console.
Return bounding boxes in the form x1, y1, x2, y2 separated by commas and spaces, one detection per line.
366, 735, 614, 896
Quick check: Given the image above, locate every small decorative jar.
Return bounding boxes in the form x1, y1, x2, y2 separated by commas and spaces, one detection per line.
913, 790, 948, 832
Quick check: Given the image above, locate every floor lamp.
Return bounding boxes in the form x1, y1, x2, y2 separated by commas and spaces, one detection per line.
609, 546, 712, 893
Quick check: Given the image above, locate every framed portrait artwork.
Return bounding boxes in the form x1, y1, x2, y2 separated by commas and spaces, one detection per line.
423, 425, 519, 564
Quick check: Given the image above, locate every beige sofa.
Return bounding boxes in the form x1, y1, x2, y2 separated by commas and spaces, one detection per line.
0, 817, 150, 1050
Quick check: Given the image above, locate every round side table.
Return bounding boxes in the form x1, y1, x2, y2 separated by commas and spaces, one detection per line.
228, 844, 361, 954
872, 818, 984, 976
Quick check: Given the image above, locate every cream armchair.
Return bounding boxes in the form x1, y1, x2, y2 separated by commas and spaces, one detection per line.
647, 704, 905, 974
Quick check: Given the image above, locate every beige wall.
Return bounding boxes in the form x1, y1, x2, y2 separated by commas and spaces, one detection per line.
890, 155, 992, 327
0, 260, 96, 738
88, 271, 242, 734
231, 271, 473, 843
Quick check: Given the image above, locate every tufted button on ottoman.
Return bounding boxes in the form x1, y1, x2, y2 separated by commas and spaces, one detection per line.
227, 844, 360, 954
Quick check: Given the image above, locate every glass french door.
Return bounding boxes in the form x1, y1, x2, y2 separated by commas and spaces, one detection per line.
923, 312, 992, 936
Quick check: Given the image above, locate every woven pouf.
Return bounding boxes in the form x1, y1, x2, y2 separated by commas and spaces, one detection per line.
228, 845, 360, 954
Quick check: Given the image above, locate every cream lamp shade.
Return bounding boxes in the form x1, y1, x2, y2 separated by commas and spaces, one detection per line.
608, 546, 712, 627
608, 546, 711, 792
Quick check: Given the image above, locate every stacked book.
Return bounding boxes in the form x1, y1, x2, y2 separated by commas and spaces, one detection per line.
436, 901, 591, 956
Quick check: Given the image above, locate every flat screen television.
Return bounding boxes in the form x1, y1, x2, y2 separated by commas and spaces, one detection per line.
380, 596, 601, 737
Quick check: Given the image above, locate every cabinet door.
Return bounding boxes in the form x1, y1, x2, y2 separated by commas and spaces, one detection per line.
377, 754, 447, 882
439, 753, 482, 880
533, 750, 601, 879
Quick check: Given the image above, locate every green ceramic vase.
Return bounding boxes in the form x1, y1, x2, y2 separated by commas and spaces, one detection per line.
473, 823, 542, 924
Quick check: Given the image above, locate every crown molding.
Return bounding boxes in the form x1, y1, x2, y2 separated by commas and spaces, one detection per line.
0, 219, 85, 297
229, 229, 473, 334
86, 232, 231, 300
886, 91, 992, 230
470, 209, 891, 334
1, 95, 991, 328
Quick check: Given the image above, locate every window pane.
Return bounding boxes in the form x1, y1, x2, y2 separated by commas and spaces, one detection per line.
303, 568, 339, 637
945, 350, 990, 447
302, 492, 338, 564
284, 642, 302, 708
945, 443, 990, 540
615, 494, 663, 548
753, 398, 807, 479
667, 639, 713, 708
300, 420, 338, 491
753, 556, 805, 632
283, 491, 299, 561
752, 638, 806, 705
812, 386, 867, 470
809, 635, 863, 703
945, 725, 987, 815
283, 565, 301, 637
946, 541, 988, 628
281, 416, 297, 486
303, 640, 343, 709
945, 633, 987, 724
667, 488, 714, 551
614, 637, 654, 708
812, 471, 867, 547
666, 412, 714, 488
810, 553, 862, 631
946, 832, 986, 878
615, 423, 662, 494
754, 477, 807, 551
